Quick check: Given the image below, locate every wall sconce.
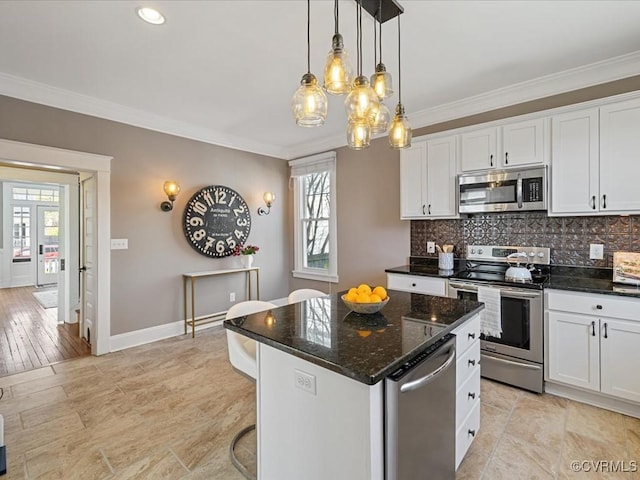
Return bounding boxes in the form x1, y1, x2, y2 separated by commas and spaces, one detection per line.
257, 192, 275, 216
160, 180, 180, 212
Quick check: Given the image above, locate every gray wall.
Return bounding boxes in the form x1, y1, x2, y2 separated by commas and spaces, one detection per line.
0, 95, 290, 335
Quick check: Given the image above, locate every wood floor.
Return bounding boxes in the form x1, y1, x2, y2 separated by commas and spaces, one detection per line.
0, 326, 638, 480
0, 286, 90, 377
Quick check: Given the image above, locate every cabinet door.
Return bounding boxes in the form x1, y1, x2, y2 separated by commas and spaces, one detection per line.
600, 318, 640, 403
400, 141, 427, 218
550, 109, 599, 214
460, 127, 497, 172
426, 135, 457, 217
600, 97, 640, 212
548, 311, 599, 391
501, 118, 546, 167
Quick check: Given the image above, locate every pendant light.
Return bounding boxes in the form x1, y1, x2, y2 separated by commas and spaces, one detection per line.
292, 0, 328, 127
323, 0, 353, 95
388, 13, 411, 149
370, 6, 391, 134
345, 0, 379, 148
370, 0, 393, 100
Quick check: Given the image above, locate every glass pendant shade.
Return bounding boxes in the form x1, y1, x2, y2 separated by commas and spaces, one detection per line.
345, 75, 380, 123
324, 34, 353, 95
370, 101, 391, 134
292, 73, 328, 127
389, 103, 412, 149
347, 119, 371, 149
371, 63, 393, 99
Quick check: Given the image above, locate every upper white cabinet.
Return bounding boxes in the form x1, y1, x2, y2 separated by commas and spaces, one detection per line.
460, 118, 546, 172
400, 135, 457, 219
550, 98, 640, 215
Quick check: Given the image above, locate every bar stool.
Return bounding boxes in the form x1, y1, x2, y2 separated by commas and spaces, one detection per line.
225, 300, 276, 480
287, 288, 326, 304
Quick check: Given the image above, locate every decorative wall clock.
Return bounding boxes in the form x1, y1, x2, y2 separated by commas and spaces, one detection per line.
182, 185, 251, 258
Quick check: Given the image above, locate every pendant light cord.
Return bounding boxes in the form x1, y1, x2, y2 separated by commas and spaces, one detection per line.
397, 13, 402, 104
373, 13, 377, 66
358, 0, 363, 75
307, 0, 311, 74
334, 0, 339, 35
378, 0, 383, 62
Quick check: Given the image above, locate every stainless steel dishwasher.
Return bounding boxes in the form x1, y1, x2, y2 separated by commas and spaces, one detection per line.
385, 334, 456, 480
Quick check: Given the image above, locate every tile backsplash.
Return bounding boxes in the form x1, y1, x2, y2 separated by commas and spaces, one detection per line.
411, 213, 640, 268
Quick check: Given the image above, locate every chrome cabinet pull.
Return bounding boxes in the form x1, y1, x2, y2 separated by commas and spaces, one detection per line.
604, 322, 608, 339
591, 321, 596, 336
468, 392, 476, 400
490, 154, 493, 167
505, 152, 509, 165
468, 429, 476, 437
591, 195, 596, 210
602, 194, 607, 209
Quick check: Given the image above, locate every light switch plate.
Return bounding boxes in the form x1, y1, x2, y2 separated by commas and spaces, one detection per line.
111, 239, 128, 250
589, 243, 604, 260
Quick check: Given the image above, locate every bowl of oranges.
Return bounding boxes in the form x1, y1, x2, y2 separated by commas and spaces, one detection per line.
342, 284, 389, 314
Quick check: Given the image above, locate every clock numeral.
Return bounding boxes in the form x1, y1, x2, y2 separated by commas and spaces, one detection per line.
204, 236, 215, 251
226, 236, 236, 249
233, 205, 245, 216
228, 194, 236, 207
192, 229, 206, 241
234, 229, 245, 239
193, 201, 207, 216
215, 189, 227, 204
189, 217, 204, 227
215, 240, 226, 253
202, 191, 214, 207
236, 217, 248, 227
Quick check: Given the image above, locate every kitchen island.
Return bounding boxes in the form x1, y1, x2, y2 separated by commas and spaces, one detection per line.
224, 290, 483, 480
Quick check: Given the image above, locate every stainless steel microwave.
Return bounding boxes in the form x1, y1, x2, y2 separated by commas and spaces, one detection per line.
458, 166, 547, 213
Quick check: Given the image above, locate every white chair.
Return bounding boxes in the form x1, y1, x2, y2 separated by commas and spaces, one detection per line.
287, 288, 327, 304
225, 300, 275, 480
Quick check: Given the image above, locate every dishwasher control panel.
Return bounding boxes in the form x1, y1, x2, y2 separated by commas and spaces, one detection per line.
388, 333, 454, 381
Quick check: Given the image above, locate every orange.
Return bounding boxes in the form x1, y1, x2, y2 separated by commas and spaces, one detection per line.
369, 294, 382, 303
357, 330, 372, 338
345, 291, 358, 302
348, 287, 359, 296
372, 286, 387, 300
357, 284, 372, 295
356, 293, 370, 303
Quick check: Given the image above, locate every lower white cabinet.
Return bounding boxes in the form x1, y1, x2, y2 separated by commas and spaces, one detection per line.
453, 313, 481, 469
386, 273, 448, 297
546, 289, 640, 404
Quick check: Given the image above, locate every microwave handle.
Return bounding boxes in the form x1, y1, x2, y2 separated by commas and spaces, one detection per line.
516, 174, 523, 209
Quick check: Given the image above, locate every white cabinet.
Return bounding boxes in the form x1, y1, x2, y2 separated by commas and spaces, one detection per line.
546, 289, 640, 404
400, 136, 457, 219
460, 118, 546, 172
452, 313, 481, 470
386, 273, 448, 297
550, 98, 640, 215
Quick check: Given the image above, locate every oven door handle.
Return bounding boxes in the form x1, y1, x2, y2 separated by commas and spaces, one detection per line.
484, 354, 540, 370
498, 290, 541, 299
449, 282, 478, 292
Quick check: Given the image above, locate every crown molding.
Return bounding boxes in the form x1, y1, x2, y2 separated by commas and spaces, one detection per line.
408, 50, 640, 129
0, 72, 288, 159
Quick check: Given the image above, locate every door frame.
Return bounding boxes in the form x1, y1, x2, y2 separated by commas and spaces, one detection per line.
0, 138, 112, 355
36, 204, 60, 286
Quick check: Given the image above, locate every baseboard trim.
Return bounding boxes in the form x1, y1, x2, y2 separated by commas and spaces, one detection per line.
545, 381, 640, 419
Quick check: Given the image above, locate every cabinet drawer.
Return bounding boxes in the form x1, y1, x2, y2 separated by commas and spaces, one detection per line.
456, 340, 480, 389
456, 370, 481, 428
453, 314, 481, 356
386, 273, 447, 297
546, 289, 640, 322
455, 402, 480, 470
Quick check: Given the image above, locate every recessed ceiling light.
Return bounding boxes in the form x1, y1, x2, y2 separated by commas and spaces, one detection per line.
136, 7, 165, 25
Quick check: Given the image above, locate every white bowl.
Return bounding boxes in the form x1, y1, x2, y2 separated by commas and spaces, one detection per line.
341, 294, 389, 314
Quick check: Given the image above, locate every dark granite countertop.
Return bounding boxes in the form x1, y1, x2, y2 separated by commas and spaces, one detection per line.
386, 256, 464, 278
223, 291, 484, 385
547, 266, 640, 298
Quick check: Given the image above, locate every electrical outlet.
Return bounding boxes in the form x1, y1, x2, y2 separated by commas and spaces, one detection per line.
229, 292, 235, 302
294, 369, 316, 395
427, 242, 435, 254
110, 239, 128, 250
590, 243, 604, 260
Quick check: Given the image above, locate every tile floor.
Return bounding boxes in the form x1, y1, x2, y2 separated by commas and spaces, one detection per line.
0, 326, 638, 479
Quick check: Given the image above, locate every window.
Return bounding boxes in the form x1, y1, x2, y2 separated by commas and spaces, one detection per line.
12, 186, 59, 203
12, 206, 31, 262
290, 152, 338, 282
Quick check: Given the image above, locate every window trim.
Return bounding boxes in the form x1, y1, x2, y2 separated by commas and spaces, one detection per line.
289, 151, 338, 283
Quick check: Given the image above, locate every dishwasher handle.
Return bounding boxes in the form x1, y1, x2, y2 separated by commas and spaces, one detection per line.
400, 346, 456, 393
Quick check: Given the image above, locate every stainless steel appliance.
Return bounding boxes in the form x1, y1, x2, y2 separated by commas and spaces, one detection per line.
385, 334, 456, 480
449, 245, 550, 393
458, 166, 547, 213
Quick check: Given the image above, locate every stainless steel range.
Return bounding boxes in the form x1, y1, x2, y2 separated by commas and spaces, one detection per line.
448, 245, 550, 393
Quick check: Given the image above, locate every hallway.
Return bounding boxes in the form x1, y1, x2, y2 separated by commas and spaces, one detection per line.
0, 286, 90, 377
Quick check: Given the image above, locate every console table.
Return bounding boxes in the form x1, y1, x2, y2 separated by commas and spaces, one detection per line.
183, 267, 260, 338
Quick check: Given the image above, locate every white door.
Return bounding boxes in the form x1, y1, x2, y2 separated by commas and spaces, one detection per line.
426, 135, 457, 217
36, 205, 60, 286
399, 141, 427, 218
460, 127, 497, 172
501, 118, 545, 167
600, 318, 640, 403
80, 176, 96, 345
547, 310, 599, 391
550, 108, 599, 214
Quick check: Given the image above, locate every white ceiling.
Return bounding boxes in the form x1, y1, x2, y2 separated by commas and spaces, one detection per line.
1, 0, 640, 160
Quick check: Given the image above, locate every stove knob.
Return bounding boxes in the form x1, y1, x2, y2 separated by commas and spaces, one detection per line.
538, 252, 545, 258
470, 249, 476, 255
529, 252, 535, 257
478, 248, 483, 255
